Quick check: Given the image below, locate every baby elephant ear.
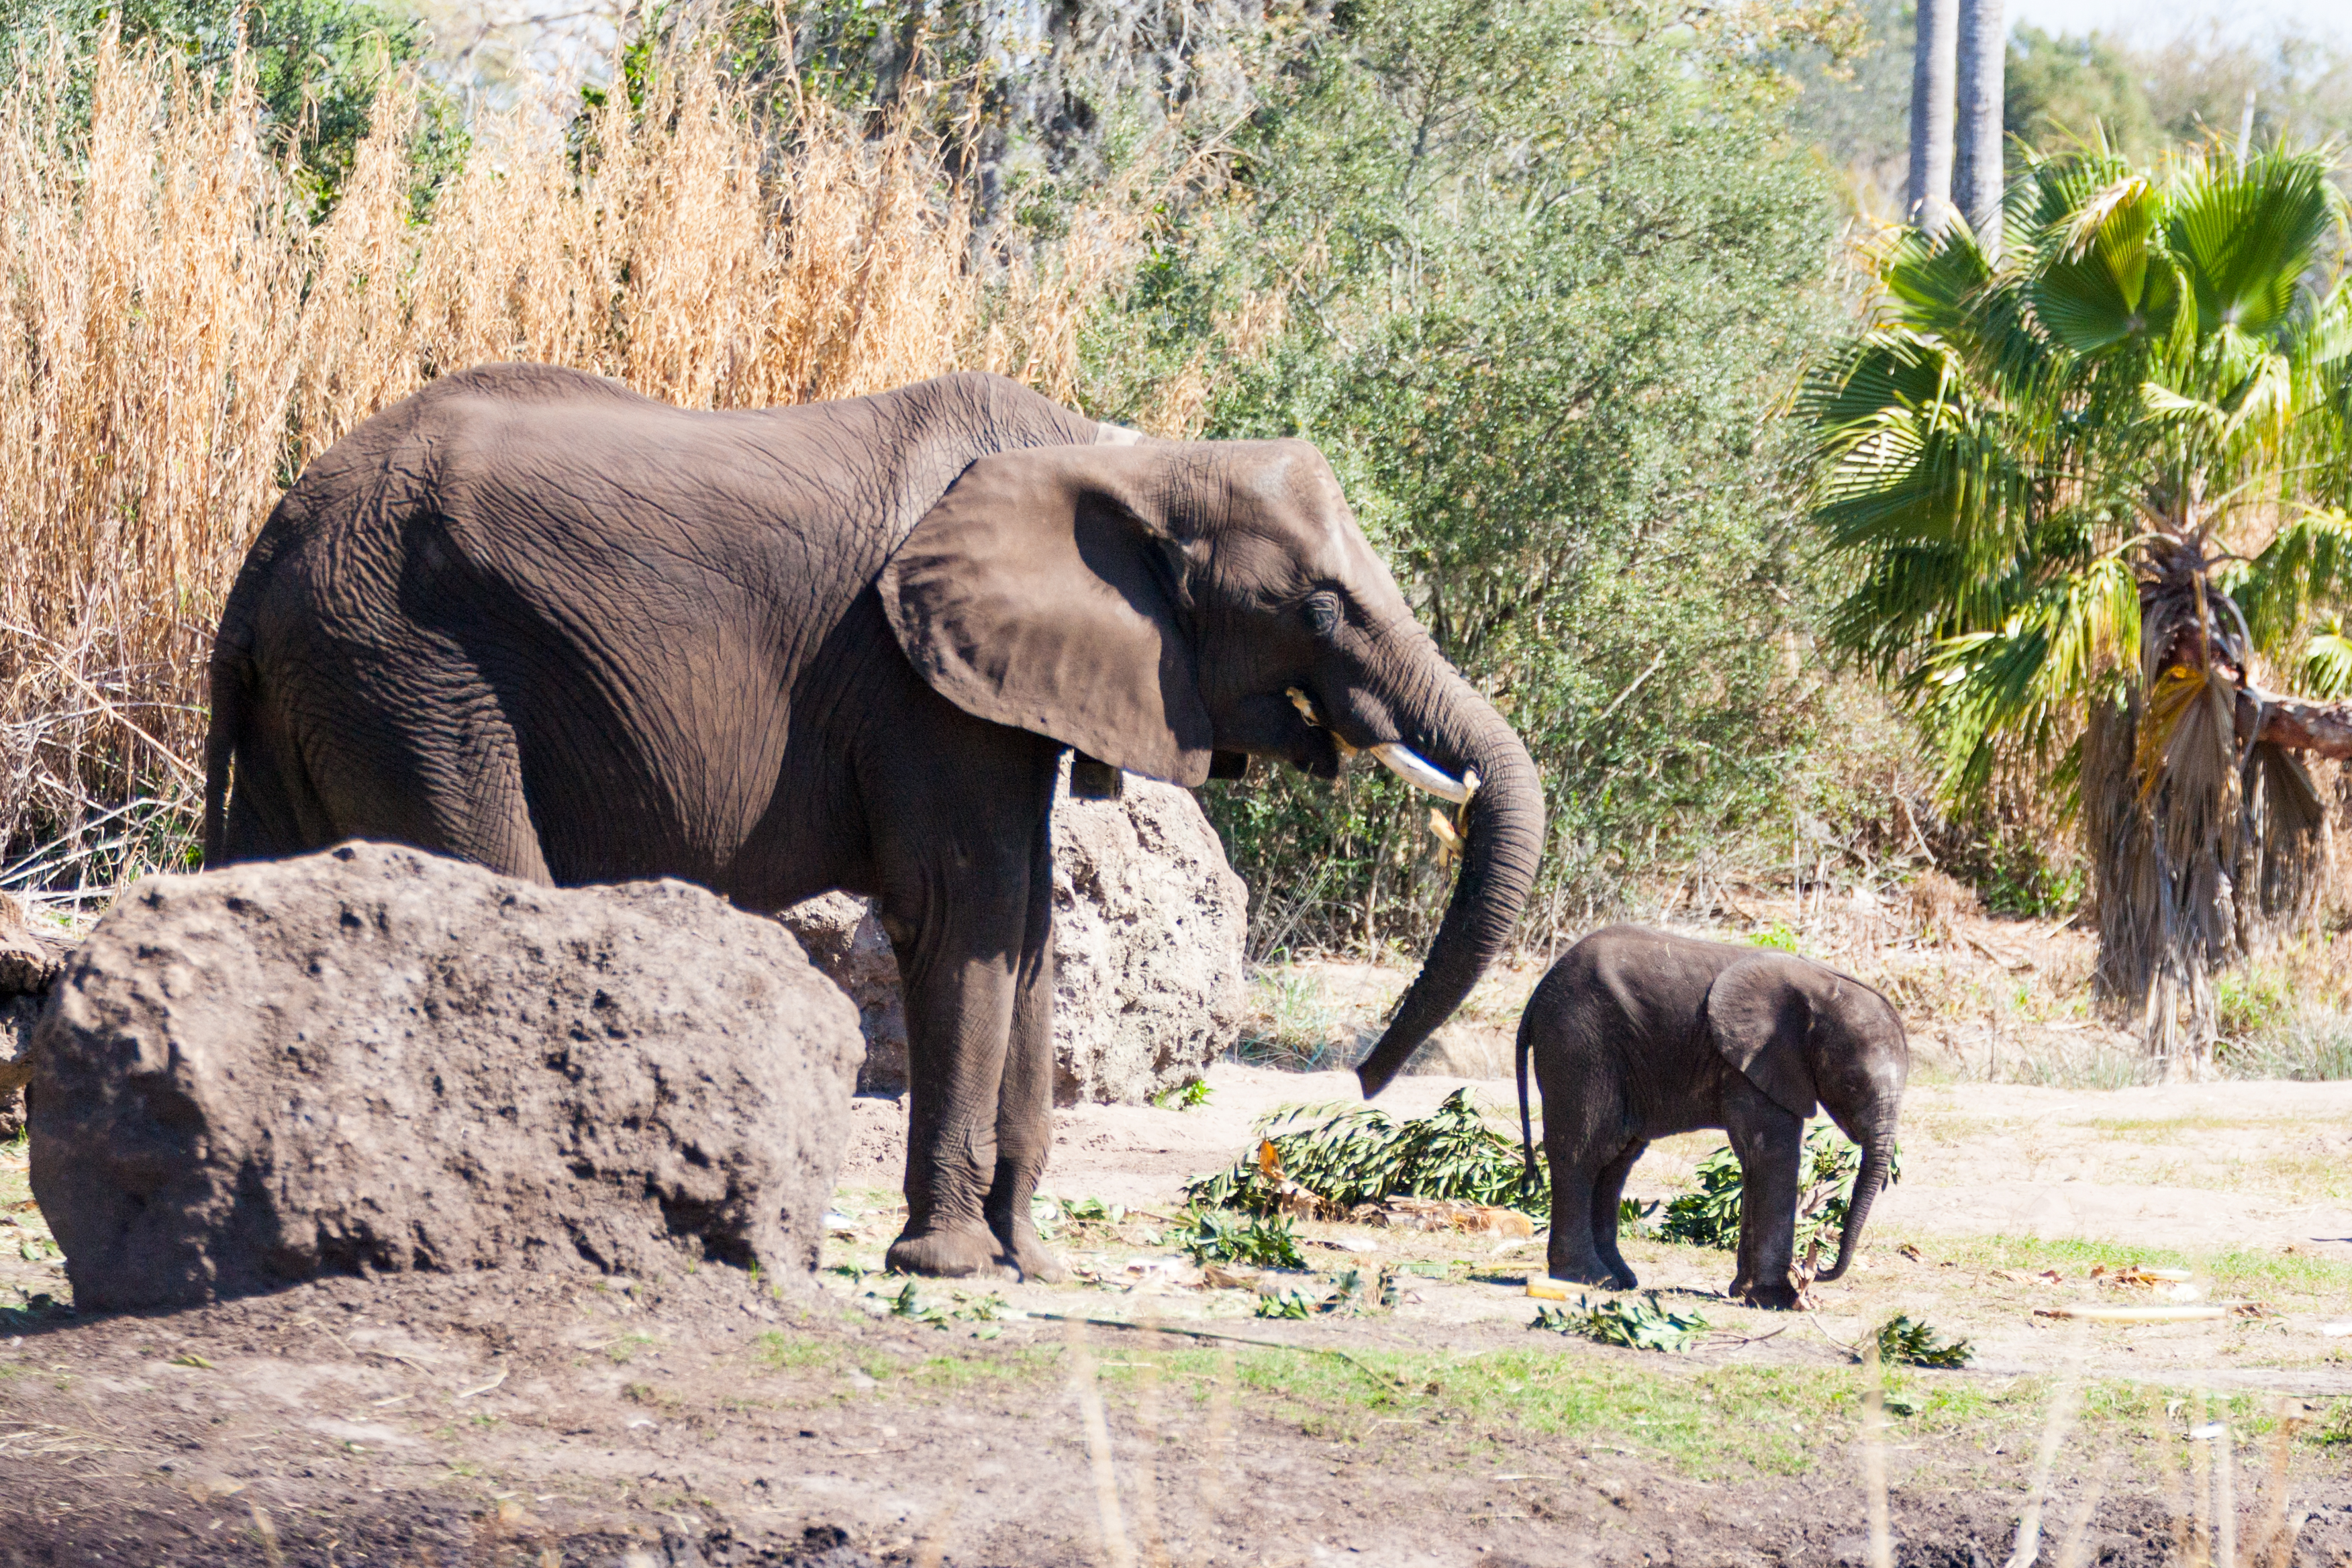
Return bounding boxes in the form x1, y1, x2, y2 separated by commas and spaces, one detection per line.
879, 445, 1215, 787
1704, 958, 1820, 1121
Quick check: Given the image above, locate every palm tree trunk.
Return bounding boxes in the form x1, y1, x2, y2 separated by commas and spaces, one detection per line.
1953, 0, 2005, 259
2090, 552, 2341, 1077
1908, 0, 1958, 234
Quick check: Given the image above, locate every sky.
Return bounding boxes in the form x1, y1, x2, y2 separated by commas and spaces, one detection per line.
2006, 0, 2352, 44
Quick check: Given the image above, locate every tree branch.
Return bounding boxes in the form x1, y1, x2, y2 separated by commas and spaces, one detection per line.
2240, 684, 2352, 760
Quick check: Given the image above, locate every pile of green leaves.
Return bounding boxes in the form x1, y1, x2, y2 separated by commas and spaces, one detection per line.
1532, 1292, 1710, 1353
1176, 1208, 1306, 1269
1184, 1088, 1545, 1216
1655, 1125, 1896, 1255
1871, 1314, 1972, 1370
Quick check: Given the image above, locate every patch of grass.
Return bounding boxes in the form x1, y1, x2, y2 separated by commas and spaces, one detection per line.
2220, 1012, 2352, 1081
1125, 1344, 2339, 1483
1882, 1233, 2352, 1307
1233, 969, 1353, 1071
752, 1332, 834, 1375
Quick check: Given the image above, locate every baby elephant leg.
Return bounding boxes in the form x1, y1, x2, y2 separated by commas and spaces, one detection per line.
1542, 1134, 1619, 1287
1724, 1077, 1805, 1310
1590, 1139, 1649, 1291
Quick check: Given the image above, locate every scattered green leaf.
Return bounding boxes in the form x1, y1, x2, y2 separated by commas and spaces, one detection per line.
1177, 1208, 1306, 1269
1531, 1292, 1709, 1353
1872, 1314, 1973, 1370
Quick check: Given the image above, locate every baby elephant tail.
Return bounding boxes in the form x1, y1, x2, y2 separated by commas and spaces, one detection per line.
1515, 1010, 1538, 1200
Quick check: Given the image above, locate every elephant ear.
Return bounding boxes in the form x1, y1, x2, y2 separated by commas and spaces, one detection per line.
879, 444, 1214, 787
1704, 958, 1820, 1121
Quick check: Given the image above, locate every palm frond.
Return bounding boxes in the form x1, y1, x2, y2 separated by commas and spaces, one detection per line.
2164, 143, 2345, 348
2236, 507, 2352, 653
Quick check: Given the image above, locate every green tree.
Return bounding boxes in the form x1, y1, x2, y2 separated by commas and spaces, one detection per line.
1091, 0, 1854, 952
1800, 138, 2352, 1069
1, 0, 454, 205
2004, 26, 2160, 162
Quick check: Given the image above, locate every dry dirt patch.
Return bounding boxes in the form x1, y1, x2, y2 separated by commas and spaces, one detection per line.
6, 1067, 2352, 1565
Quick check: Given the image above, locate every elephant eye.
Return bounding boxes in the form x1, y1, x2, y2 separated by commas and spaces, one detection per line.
1300, 591, 1343, 636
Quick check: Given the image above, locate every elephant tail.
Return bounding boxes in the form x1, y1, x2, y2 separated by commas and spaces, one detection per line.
1515, 1008, 1538, 1201
1814, 1134, 1896, 1283
200, 641, 248, 869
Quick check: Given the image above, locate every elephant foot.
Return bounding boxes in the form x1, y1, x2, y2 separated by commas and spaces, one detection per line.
1544, 1256, 1624, 1289
1733, 1277, 1802, 1312
998, 1225, 1069, 1285
885, 1223, 1015, 1280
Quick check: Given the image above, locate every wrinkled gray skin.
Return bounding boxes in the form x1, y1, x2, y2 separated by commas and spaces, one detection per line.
1517, 926, 1907, 1310
205, 364, 1544, 1282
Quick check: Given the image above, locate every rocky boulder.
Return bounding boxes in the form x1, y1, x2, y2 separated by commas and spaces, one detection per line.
30, 843, 863, 1310
781, 768, 1246, 1105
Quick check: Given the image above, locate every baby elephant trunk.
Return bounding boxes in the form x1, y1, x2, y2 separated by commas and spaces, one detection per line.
1812, 1135, 1895, 1283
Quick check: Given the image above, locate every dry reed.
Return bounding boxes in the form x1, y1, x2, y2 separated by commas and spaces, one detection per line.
0, 30, 1134, 885
1065, 1316, 1138, 1568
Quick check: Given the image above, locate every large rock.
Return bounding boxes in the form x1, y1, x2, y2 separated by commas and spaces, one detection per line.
30, 843, 863, 1310
781, 769, 1247, 1105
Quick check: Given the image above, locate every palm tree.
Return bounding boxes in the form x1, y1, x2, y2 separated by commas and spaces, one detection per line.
1908, 0, 1957, 232
1953, 0, 2005, 259
1800, 137, 2352, 1073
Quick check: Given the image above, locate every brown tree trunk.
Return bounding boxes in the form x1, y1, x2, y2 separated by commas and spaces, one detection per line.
2241, 685, 2352, 760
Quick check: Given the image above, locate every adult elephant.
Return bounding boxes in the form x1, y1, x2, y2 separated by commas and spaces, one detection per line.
203, 364, 1541, 1279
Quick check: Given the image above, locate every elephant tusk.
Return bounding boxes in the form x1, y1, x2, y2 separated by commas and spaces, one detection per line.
1373, 744, 1478, 805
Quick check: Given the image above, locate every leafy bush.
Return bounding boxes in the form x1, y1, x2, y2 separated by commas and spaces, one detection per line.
1089, 0, 1855, 946
1656, 1125, 1896, 1257
1183, 1088, 1545, 1216
1871, 1313, 1972, 1369
1532, 1292, 1709, 1353
1176, 1208, 1306, 1269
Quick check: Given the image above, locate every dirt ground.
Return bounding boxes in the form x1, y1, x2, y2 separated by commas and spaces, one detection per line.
7, 1046, 2352, 1568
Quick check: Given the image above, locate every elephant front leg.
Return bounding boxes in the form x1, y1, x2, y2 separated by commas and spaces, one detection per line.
881, 887, 1037, 1280
983, 811, 1067, 1283
1724, 1081, 1804, 1310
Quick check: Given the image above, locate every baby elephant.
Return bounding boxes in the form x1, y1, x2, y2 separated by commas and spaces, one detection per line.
1517, 925, 1908, 1310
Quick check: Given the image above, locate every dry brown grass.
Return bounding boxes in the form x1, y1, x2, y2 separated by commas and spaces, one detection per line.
0, 32, 1138, 891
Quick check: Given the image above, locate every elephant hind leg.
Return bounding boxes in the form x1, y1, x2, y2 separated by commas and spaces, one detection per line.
1591, 1139, 1649, 1291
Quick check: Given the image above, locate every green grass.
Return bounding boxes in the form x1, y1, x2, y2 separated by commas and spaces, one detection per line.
752, 1330, 834, 1374
1086, 1341, 2343, 1483
1894, 1233, 2352, 1304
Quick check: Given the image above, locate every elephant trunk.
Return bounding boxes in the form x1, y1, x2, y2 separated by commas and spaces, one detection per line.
1814, 1134, 1895, 1283
1353, 649, 1545, 1098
